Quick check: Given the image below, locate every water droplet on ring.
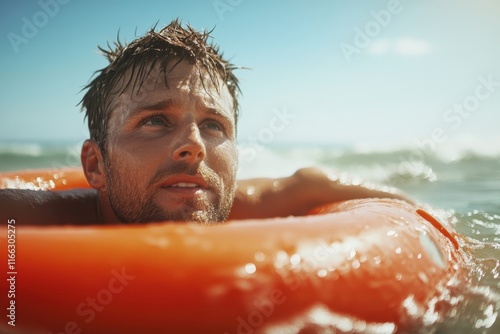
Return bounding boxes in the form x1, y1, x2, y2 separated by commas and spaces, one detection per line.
317, 269, 327, 278
244, 263, 256, 275
290, 254, 301, 266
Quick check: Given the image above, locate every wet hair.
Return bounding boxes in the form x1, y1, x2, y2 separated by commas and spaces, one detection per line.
80, 19, 241, 153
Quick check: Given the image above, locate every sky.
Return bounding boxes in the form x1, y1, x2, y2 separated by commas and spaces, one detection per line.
1, 0, 499, 152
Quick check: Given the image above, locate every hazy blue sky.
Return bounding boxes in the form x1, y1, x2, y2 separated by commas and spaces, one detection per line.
1, 0, 499, 152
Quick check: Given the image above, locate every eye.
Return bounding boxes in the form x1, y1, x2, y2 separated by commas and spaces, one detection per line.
203, 119, 224, 132
142, 114, 169, 127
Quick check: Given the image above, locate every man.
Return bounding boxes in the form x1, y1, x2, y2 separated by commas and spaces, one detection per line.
0, 20, 413, 225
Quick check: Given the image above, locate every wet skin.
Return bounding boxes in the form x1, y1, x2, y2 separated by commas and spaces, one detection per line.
81, 60, 238, 224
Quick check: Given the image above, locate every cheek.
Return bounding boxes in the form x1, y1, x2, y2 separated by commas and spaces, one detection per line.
213, 142, 238, 179
106, 135, 163, 178
107, 141, 140, 169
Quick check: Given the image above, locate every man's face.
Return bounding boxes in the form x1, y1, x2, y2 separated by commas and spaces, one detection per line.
101, 60, 238, 224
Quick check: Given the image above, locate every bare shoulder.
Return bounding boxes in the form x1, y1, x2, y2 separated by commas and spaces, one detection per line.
0, 189, 98, 225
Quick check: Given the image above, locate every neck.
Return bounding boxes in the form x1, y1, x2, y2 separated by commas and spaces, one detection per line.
97, 191, 122, 225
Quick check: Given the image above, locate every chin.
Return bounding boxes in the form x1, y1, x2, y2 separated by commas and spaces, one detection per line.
156, 207, 211, 224
183, 210, 221, 224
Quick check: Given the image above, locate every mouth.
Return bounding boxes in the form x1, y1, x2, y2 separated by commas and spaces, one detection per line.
159, 175, 210, 194
170, 182, 200, 188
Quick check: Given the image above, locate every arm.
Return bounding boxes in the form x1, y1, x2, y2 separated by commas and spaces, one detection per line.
0, 189, 98, 225
228, 167, 414, 220
1, 167, 414, 224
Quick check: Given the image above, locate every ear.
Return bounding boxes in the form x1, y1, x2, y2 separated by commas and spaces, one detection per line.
81, 139, 107, 189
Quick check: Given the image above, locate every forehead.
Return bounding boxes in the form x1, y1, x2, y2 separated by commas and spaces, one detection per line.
109, 59, 234, 119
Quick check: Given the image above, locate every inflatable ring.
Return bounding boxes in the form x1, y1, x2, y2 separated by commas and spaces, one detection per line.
0, 168, 466, 333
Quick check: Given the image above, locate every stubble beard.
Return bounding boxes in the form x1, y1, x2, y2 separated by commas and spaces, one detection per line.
104, 158, 236, 224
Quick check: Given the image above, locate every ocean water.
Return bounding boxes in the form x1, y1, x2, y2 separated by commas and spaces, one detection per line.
1, 140, 499, 332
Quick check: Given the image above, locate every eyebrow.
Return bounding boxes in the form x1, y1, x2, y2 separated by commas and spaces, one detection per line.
129, 99, 176, 118
195, 99, 235, 124
128, 99, 235, 125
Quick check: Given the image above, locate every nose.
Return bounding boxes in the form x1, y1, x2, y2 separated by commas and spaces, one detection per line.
172, 123, 206, 164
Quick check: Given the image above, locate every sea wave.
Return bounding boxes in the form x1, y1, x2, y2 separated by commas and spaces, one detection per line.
350, 135, 500, 162
0, 143, 46, 156
2, 139, 499, 188
0, 141, 82, 172
0, 141, 83, 156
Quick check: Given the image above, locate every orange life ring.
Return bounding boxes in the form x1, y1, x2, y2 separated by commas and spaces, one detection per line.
0, 168, 466, 333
